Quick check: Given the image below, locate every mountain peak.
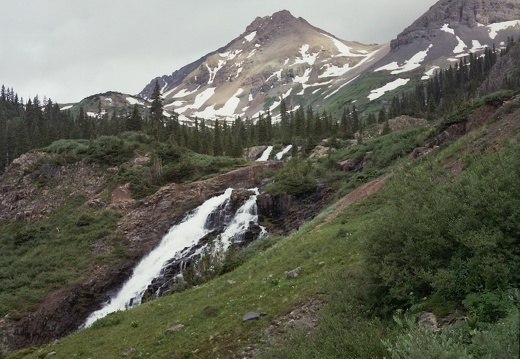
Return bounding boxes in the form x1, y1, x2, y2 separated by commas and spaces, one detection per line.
244, 9, 311, 38
138, 11, 386, 121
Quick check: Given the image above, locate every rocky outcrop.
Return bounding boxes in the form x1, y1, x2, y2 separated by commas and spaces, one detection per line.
257, 181, 333, 235
0, 153, 107, 222
391, 0, 519, 49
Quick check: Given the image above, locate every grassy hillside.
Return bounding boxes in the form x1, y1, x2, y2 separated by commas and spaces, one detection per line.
6, 92, 520, 359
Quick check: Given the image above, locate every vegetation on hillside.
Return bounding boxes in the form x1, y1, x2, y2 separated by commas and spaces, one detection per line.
1, 34, 519, 359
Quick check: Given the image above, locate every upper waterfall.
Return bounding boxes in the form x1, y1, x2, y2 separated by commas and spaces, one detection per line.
83, 188, 263, 328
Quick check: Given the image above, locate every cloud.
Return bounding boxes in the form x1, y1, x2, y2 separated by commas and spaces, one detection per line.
0, 0, 437, 103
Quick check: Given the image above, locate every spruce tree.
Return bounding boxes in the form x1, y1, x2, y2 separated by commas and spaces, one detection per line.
149, 81, 164, 140
126, 104, 143, 131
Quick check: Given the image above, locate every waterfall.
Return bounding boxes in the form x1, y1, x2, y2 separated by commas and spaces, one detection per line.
256, 146, 273, 161
217, 188, 265, 251
275, 145, 293, 160
83, 188, 263, 328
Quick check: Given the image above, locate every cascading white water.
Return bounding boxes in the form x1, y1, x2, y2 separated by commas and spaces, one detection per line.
83, 187, 264, 328
275, 145, 293, 160
83, 189, 233, 327
217, 188, 265, 251
256, 146, 273, 161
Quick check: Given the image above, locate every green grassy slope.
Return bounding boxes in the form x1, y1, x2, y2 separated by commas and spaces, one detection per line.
6, 94, 520, 359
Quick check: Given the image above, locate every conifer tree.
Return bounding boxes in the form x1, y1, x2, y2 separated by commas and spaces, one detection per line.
213, 119, 223, 156
126, 104, 142, 131
352, 105, 359, 134
149, 81, 164, 140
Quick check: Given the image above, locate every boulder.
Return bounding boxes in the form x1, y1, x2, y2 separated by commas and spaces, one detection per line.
242, 312, 266, 322
286, 267, 302, 279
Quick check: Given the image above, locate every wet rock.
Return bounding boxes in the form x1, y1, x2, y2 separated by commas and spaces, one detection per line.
247, 146, 269, 161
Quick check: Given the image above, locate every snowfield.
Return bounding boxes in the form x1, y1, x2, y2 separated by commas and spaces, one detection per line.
126, 97, 144, 105
319, 63, 351, 78
453, 36, 467, 54
375, 45, 433, 75
422, 66, 440, 80
206, 60, 226, 84
368, 78, 410, 101
441, 24, 455, 35
176, 87, 216, 114
244, 31, 257, 42
293, 44, 319, 66
486, 20, 520, 39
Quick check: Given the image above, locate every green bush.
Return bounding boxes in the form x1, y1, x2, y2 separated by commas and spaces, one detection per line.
463, 291, 512, 323
87, 135, 133, 166
44, 139, 89, 155
266, 158, 317, 196
362, 142, 520, 317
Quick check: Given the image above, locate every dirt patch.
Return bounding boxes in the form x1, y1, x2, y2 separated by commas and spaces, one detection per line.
317, 174, 391, 229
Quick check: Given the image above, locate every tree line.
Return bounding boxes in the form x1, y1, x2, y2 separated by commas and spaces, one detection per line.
2, 37, 518, 173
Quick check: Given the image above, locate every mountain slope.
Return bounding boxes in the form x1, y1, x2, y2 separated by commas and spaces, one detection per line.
375, 0, 520, 80
138, 10, 386, 121
321, 0, 519, 113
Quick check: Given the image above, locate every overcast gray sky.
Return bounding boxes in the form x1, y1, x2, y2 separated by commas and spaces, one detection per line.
0, 0, 438, 104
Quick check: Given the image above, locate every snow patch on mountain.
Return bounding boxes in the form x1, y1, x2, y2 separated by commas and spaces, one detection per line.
368, 78, 410, 101
126, 97, 144, 105
319, 63, 351, 78
244, 31, 257, 42
176, 87, 216, 114
487, 20, 520, 39
470, 40, 488, 53
422, 66, 440, 80
293, 68, 313, 86
375, 45, 433, 75
267, 69, 283, 82
207, 60, 226, 84
220, 49, 243, 60
60, 105, 73, 111
175, 87, 200, 98
440, 24, 455, 35
193, 88, 244, 119
453, 36, 467, 54
324, 75, 360, 99
322, 33, 365, 57
293, 44, 319, 66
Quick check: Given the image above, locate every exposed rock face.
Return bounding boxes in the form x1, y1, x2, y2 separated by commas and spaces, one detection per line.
391, 0, 519, 50
257, 181, 333, 235
0, 152, 107, 222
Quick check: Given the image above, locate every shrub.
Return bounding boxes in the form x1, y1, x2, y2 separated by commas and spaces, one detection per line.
87, 135, 133, 166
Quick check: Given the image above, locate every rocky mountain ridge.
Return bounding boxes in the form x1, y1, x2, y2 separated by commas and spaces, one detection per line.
137, 10, 386, 121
